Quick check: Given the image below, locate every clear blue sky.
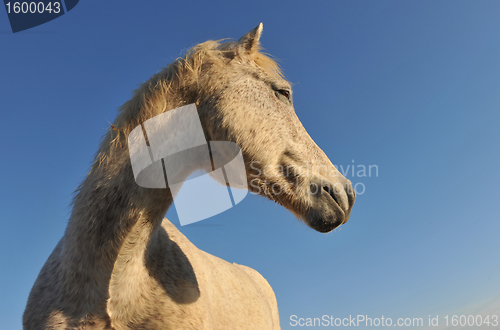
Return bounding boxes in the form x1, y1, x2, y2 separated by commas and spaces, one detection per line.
2, 1, 500, 329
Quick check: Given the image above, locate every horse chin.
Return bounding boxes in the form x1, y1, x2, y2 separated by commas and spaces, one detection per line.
303, 206, 347, 233
284, 195, 348, 233
304, 213, 345, 233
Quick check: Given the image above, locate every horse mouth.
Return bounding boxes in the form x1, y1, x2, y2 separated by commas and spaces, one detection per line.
304, 203, 345, 233
248, 167, 355, 233
303, 180, 355, 233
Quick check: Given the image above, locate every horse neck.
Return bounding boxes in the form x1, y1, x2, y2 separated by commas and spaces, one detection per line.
59, 91, 191, 312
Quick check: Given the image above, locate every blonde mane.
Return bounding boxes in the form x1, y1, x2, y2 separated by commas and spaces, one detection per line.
118, 39, 282, 133
97, 39, 282, 170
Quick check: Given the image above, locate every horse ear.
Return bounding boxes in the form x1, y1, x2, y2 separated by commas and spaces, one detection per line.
236, 23, 263, 54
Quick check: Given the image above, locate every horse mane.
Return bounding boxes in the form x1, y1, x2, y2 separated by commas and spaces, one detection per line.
121, 39, 281, 126
90, 38, 283, 174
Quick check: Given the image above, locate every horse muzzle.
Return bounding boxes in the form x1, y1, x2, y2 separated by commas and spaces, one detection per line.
303, 176, 356, 233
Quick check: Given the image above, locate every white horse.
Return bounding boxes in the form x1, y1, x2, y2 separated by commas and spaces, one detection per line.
23, 23, 355, 329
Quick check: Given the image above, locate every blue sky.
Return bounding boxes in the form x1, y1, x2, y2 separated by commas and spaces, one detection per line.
2, 1, 500, 329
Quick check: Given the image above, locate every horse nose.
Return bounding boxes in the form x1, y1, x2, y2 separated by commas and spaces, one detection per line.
305, 176, 355, 232
317, 179, 356, 223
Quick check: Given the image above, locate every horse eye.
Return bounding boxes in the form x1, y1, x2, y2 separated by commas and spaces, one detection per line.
279, 89, 290, 99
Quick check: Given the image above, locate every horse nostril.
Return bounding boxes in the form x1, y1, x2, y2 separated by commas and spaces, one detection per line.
323, 185, 340, 207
